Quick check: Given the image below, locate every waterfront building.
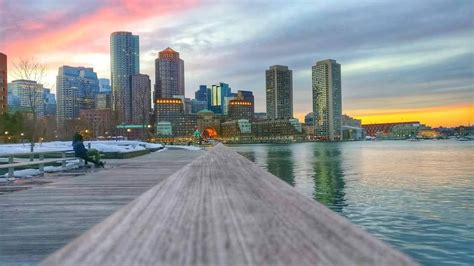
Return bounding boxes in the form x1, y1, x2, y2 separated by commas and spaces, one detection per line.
265, 65, 293, 119
305, 112, 315, 126
155, 98, 195, 137
131, 74, 151, 125
56, 66, 99, 121
208, 82, 232, 114
221, 119, 252, 142
195, 85, 208, 102
312, 59, 342, 141
8, 80, 44, 117
43, 88, 57, 117
0, 53, 7, 114
99, 78, 111, 92
342, 114, 361, 128
196, 109, 223, 138
252, 119, 303, 142
110, 31, 139, 123
191, 99, 207, 113
228, 99, 254, 121
362, 121, 420, 137
154, 47, 184, 99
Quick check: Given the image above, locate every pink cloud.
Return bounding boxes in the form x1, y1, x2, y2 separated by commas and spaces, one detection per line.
1, 0, 199, 61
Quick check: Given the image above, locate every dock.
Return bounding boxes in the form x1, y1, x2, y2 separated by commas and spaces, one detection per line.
39, 144, 416, 265
0, 148, 204, 264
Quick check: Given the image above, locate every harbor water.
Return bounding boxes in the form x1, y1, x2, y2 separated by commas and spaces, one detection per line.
230, 140, 474, 265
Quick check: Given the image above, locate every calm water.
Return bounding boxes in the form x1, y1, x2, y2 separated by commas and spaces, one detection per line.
229, 140, 474, 265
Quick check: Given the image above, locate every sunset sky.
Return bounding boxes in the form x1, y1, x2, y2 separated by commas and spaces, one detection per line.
0, 0, 472, 127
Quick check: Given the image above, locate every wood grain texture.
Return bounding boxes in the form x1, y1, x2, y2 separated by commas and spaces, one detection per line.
0, 149, 204, 265
42, 144, 417, 266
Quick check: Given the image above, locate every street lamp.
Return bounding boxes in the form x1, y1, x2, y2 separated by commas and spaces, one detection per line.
20, 133, 24, 137
4, 131, 8, 135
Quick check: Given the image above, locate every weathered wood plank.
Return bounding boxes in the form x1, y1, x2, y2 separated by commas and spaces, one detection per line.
0, 149, 203, 265
42, 144, 417, 265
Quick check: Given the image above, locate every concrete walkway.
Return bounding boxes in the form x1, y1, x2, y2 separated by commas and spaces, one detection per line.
0, 149, 204, 265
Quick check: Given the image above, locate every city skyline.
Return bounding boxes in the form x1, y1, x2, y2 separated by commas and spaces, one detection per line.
0, 1, 472, 127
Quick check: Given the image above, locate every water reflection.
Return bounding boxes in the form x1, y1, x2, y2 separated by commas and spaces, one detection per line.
312, 143, 346, 212
266, 146, 295, 186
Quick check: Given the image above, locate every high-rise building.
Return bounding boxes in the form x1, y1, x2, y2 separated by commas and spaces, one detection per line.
56, 66, 99, 121
99, 78, 111, 92
195, 85, 207, 102
237, 90, 255, 115
131, 74, 151, 125
8, 80, 44, 117
191, 99, 207, 113
0, 53, 7, 114
95, 92, 112, 110
312, 59, 342, 141
265, 65, 293, 119
110, 31, 139, 123
154, 47, 184, 99
43, 88, 57, 117
208, 82, 231, 114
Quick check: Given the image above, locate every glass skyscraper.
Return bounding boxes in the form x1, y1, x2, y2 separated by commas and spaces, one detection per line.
110, 31, 139, 124
56, 66, 99, 121
154, 47, 184, 99
208, 82, 231, 114
265, 65, 293, 119
312, 59, 342, 141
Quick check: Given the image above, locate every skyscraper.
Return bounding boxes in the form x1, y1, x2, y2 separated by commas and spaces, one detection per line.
99, 78, 111, 92
154, 47, 184, 99
312, 59, 342, 141
195, 85, 207, 102
56, 66, 99, 121
130, 74, 151, 125
110, 31, 139, 123
0, 53, 7, 114
9, 80, 44, 117
208, 82, 231, 114
265, 65, 293, 119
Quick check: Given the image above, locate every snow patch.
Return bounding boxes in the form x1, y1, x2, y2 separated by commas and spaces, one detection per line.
2, 169, 42, 178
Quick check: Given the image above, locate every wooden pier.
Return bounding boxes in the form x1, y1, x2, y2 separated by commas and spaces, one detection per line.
0, 148, 204, 265
41, 144, 416, 265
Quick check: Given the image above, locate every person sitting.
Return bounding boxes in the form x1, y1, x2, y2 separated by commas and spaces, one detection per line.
72, 133, 104, 167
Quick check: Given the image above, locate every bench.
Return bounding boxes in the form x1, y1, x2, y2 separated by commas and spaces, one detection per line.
0, 151, 72, 179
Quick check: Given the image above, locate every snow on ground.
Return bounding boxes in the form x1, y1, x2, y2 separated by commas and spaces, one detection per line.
0, 141, 163, 155
165, 145, 202, 151
2, 168, 42, 178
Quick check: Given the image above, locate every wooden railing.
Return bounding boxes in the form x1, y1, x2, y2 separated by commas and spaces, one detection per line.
0, 150, 72, 179
42, 144, 417, 265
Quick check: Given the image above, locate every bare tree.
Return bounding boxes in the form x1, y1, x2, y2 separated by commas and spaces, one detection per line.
13, 58, 46, 152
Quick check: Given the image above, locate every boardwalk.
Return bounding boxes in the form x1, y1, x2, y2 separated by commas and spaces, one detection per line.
44, 144, 416, 265
0, 149, 204, 265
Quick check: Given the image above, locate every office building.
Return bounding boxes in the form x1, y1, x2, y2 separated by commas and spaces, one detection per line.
131, 74, 151, 125
95, 92, 112, 110
8, 80, 44, 117
191, 99, 207, 113
362, 121, 421, 137
43, 88, 57, 117
305, 112, 315, 126
195, 85, 208, 102
228, 99, 254, 121
110, 31, 139, 123
155, 98, 195, 137
0, 53, 7, 114
312, 59, 342, 141
154, 47, 184, 99
266, 65, 293, 119
237, 90, 254, 113
56, 66, 99, 121
208, 82, 231, 114
99, 78, 111, 92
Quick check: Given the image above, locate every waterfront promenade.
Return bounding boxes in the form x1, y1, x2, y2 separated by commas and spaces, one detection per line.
0, 148, 204, 264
